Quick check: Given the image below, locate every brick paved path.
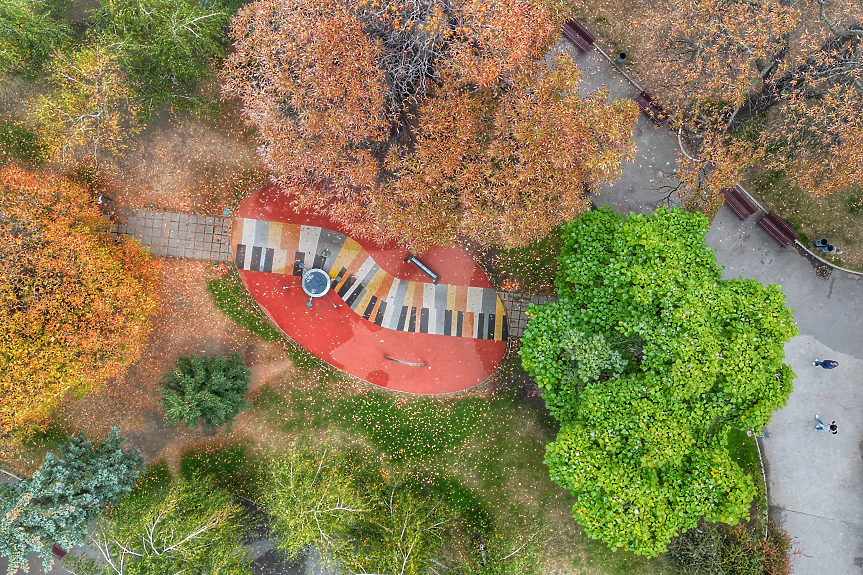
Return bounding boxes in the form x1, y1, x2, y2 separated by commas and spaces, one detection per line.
113, 209, 232, 262
498, 292, 558, 338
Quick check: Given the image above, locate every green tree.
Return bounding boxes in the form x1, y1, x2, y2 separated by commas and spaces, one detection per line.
0, 0, 71, 77
519, 207, 797, 557
451, 530, 543, 575
27, 45, 139, 164
85, 475, 251, 575
92, 0, 228, 114
262, 444, 366, 564
343, 486, 450, 575
159, 352, 251, 428
0, 429, 144, 574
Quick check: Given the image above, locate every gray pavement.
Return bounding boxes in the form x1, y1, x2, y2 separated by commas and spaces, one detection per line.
111, 208, 233, 262
551, 39, 683, 216
706, 207, 863, 575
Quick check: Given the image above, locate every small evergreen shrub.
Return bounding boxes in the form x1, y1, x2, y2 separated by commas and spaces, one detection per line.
159, 352, 251, 428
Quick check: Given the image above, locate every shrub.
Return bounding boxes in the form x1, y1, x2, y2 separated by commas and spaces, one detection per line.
159, 352, 251, 428
668, 520, 792, 575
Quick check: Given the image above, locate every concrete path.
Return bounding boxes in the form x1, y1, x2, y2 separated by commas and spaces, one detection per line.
551, 39, 683, 215
706, 207, 863, 575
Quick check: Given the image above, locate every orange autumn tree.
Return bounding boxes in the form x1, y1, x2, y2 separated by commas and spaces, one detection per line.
377, 56, 639, 248
631, 0, 863, 204
222, 0, 639, 251
0, 166, 160, 451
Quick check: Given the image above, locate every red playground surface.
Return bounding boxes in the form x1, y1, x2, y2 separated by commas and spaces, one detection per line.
234, 184, 508, 394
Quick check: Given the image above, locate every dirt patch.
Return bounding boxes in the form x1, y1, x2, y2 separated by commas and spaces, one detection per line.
100, 104, 267, 220
57, 260, 295, 468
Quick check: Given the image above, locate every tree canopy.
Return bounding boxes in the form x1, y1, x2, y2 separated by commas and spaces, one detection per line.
519, 207, 797, 556
0, 429, 144, 574
263, 443, 454, 575
627, 0, 863, 203
85, 473, 251, 575
0, 0, 71, 77
28, 45, 138, 164
222, 0, 638, 251
91, 0, 229, 114
159, 352, 252, 428
0, 166, 160, 450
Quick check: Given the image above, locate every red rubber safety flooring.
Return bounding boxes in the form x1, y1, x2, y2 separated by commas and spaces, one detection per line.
234, 184, 507, 394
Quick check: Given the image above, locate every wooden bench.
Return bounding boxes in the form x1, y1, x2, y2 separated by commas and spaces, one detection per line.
722, 185, 758, 221
635, 91, 668, 126
562, 19, 595, 53
404, 255, 439, 284
757, 212, 798, 248
52, 544, 67, 559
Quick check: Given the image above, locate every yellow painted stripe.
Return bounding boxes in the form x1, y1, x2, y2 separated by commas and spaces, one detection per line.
267, 222, 283, 251
353, 268, 387, 314
494, 297, 505, 341
329, 238, 363, 278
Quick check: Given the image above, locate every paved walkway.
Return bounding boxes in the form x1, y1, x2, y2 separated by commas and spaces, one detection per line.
707, 208, 863, 575
563, 36, 863, 575
112, 208, 232, 262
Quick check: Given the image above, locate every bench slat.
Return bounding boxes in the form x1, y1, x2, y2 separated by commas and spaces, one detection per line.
757, 212, 798, 247
722, 186, 758, 220
635, 91, 667, 126
562, 23, 590, 52
568, 19, 596, 44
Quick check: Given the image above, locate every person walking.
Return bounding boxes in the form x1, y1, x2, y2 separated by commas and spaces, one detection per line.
814, 359, 839, 369
815, 415, 838, 434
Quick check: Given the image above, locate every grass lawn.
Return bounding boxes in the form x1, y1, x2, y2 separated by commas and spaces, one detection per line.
237, 362, 674, 575
489, 227, 564, 293
743, 168, 863, 272
207, 270, 283, 342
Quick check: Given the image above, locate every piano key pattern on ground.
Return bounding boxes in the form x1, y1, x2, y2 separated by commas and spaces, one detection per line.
232, 218, 508, 341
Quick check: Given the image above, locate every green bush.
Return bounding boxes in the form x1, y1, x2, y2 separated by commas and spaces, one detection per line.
159, 352, 251, 428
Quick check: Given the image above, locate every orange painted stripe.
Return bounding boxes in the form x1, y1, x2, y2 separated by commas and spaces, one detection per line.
374, 274, 395, 302
454, 285, 468, 312
462, 312, 474, 338
411, 282, 424, 311
280, 223, 300, 255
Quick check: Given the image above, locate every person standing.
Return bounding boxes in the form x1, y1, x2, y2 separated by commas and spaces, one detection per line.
813, 359, 839, 369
